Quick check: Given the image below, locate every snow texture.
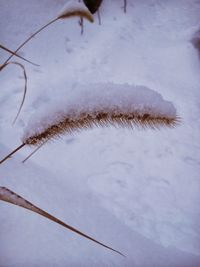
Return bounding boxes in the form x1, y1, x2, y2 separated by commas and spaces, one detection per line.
0, 0, 200, 266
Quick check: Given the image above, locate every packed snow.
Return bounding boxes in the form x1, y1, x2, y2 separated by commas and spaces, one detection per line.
0, 0, 200, 266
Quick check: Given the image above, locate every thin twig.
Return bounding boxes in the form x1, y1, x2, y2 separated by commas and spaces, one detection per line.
97, 10, 101, 25
22, 140, 48, 164
0, 44, 39, 67
0, 143, 25, 165
79, 17, 84, 35
2, 18, 58, 66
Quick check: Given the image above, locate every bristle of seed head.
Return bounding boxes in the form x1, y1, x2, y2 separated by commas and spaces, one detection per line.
24, 110, 179, 146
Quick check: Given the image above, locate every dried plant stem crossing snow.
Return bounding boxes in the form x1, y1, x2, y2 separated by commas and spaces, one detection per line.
0, 44, 39, 66
2, 1, 93, 66
0, 187, 124, 256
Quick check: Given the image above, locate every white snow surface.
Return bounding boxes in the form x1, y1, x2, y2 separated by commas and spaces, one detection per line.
0, 0, 200, 266
22, 82, 176, 144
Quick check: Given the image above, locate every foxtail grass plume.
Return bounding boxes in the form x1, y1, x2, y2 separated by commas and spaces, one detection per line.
0, 83, 179, 165
0, 186, 124, 256
2, 1, 94, 66
24, 108, 178, 146
23, 83, 179, 146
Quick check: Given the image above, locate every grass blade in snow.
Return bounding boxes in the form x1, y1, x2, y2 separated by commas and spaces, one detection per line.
0, 186, 124, 256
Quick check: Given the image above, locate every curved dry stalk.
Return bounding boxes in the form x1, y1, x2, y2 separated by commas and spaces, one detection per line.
1, 61, 28, 124
3, 2, 93, 66
0, 186, 124, 257
0, 44, 39, 67
2, 18, 58, 66
22, 140, 48, 164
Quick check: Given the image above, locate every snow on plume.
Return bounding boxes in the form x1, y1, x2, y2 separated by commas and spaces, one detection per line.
23, 83, 178, 146
57, 0, 94, 22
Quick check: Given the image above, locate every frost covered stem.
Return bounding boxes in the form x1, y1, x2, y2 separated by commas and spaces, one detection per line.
0, 143, 25, 165
2, 18, 58, 66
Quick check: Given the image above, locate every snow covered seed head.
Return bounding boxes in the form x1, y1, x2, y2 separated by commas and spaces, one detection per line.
0, 83, 179, 165
22, 83, 179, 146
57, 1, 94, 23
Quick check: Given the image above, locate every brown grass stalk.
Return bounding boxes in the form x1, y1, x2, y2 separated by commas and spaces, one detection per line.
0, 44, 39, 67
